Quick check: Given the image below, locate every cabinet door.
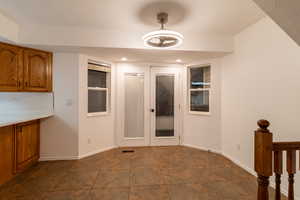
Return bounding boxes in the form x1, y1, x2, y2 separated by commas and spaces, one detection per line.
0, 126, 14, 185
24, 49, 52, 92
15, 120, 40, 173
0, 43, 23, 91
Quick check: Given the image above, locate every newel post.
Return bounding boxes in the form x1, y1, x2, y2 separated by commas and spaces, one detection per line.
255, 120, 273, 200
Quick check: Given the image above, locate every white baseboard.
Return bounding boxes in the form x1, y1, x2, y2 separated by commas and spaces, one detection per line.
222, 152, 300, 200
182, 143, 222, 154
221, 152, 256, 176
39, 146, 116, 161
183, 144, 299, 200
39, 155, 79, 161
78, 146, 115, 159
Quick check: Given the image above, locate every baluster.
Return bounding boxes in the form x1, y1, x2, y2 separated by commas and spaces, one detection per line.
255, 120, 273, 200
287, 150, 296, 200
274, 151, 283, 200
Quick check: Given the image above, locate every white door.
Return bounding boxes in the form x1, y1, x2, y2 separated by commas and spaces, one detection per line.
150, 67, 181, 146
117, 65, 150, 147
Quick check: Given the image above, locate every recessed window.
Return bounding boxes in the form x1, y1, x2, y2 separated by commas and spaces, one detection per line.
87, 62, 111, 115
188, 65, 211, 114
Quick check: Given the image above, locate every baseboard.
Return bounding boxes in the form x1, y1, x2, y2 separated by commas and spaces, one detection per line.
78, 146, 116, 159
221, 152, 256, 176
182, 144, 300, 200
39, 155, 79, 161
222, 152, 300, 200
182, 143, 222, 154
39, 146, 116, 161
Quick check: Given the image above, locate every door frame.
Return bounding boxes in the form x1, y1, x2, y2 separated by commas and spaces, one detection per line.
150, 66, 182, 146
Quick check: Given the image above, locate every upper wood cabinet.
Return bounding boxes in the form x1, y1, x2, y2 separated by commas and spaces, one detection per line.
0, 42, 52, 92
0, 43, 23, 91
24, 49, 52, 92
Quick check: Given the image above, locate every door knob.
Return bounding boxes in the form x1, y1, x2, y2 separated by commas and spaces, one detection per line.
150, 109, 155, 112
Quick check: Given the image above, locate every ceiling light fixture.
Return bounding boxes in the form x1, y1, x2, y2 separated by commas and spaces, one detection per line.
176, 59, 182, 63
121, 57, 128, 61
143, 12, 184, 49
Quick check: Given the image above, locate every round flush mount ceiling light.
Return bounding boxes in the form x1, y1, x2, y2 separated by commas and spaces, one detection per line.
143, 12, 184, 49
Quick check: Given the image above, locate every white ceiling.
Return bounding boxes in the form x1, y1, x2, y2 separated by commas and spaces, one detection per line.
0, 0, 264, 35
28, 45, 229, 64
0, 0, 265, 63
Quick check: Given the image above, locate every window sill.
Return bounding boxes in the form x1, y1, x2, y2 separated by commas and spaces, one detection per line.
188, 111, 211, 116
87, 112, 109, 117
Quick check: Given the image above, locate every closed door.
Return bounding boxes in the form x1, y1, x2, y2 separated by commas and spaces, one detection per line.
0, 43, 23, 91
117, 66, 182, 147
24, 49, 52, 92
150, 67, 181, 146
117, 65, 150, 147
15, 121, 40, 172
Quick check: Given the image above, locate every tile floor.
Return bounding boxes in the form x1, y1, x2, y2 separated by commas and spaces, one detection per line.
0, 146, 286, 200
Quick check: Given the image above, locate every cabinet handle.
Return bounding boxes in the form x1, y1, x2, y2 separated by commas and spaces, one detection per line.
17, 126, 22, 132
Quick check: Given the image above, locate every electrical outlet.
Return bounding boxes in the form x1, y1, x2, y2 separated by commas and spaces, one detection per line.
237, 144, 241, 151
88, 138, 91, 144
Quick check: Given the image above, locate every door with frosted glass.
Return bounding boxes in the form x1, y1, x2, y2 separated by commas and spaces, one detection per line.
120, 72, 149, 147
150, 67, 180, 146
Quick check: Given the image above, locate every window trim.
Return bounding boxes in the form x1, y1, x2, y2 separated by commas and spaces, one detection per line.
187, 65, 211, 116
87, 61, 111, 117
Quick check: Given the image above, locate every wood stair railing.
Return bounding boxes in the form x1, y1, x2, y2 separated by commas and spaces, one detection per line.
255, 119, 300, 200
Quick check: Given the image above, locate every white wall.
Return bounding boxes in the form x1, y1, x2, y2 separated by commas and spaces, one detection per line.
78, 55, 116, 157
221, 17, 300, 198
0, 11, 19, 43
183, 59, 222, 153
40, 53, 80, 160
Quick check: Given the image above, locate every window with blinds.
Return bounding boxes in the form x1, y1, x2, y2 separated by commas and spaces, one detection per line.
87, 62, 111, 115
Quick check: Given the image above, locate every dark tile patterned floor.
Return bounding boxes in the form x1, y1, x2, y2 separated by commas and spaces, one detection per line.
0, 146, 286, 200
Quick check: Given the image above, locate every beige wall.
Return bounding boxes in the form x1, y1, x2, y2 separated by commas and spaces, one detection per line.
40, 53, 117, 160
221, 17, 300, 199
0, 11, 19, 43
40, 53, 80, 160
182, 59, 222, 152
78, 55, 116, 157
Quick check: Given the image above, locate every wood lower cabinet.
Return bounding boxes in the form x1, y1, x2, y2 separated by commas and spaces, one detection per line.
0, 120, 40, 185
0, 42, 52, 92
0, 126, 14, 185
0, 43, 23, 91
15, 120, 40, 173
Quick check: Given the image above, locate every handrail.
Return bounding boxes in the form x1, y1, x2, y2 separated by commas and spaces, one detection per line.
254, 119, 299, 200
273, 142, 300, 151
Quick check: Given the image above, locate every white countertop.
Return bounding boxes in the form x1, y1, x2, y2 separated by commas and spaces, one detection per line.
0, 112, 54, 127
